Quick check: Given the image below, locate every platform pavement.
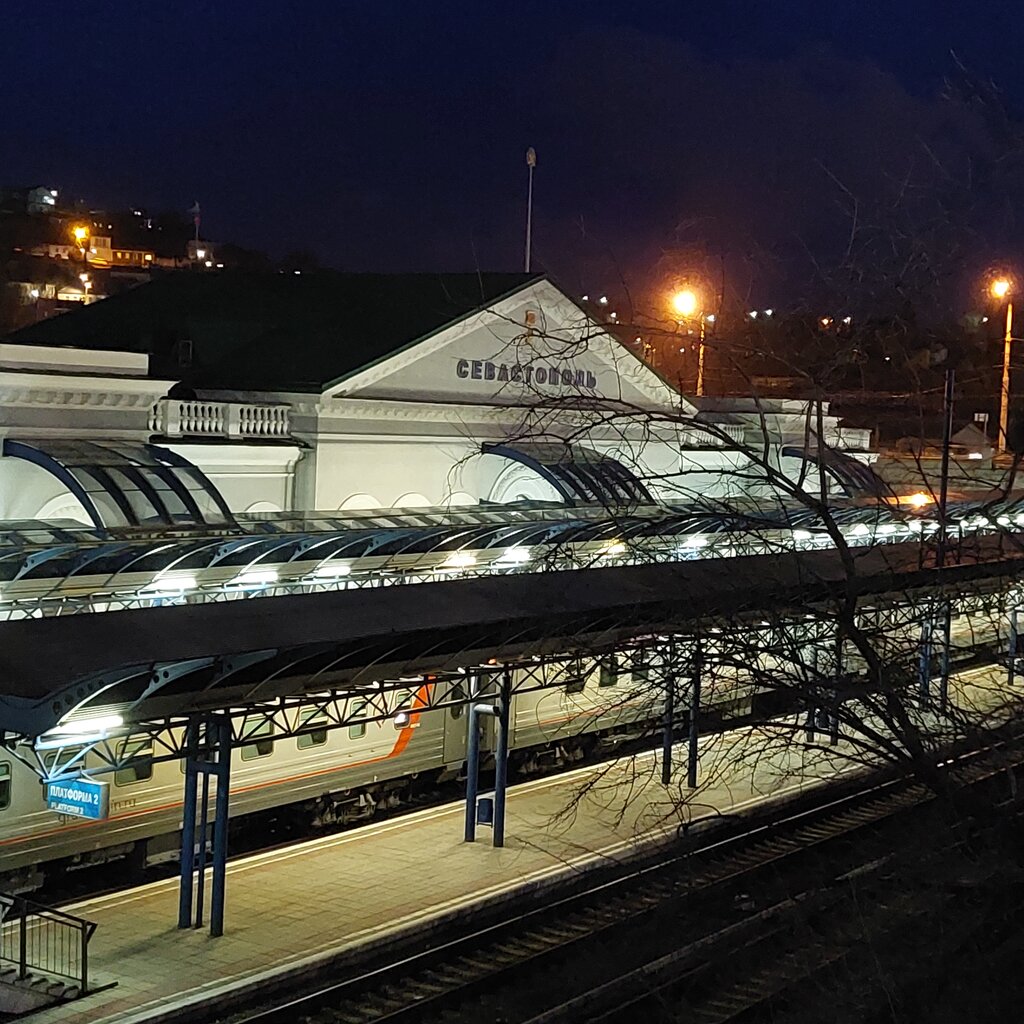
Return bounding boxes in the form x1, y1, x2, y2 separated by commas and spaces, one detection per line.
32, 664, 1006, 1024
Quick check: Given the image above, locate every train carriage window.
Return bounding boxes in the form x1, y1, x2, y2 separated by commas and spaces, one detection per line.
348, 701, 368, 739
297, 707, 329, 749
115, 740, 153, 786
598, 657, 618, 688
240, 717, 274, 760
0, 762, 10, 810
449, 682, 466, 720
564, 659, 587, 695
393, 693, 415, 730
631, 652, 650, 685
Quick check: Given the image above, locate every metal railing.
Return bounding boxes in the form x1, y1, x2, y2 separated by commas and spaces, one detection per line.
149, 397, 291, 439
0, 892, 96, 995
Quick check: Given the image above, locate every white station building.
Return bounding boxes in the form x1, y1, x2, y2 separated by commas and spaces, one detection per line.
0, 272, 872, 528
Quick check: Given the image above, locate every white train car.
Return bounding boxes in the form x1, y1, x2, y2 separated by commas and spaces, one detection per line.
0, 663, 668, 891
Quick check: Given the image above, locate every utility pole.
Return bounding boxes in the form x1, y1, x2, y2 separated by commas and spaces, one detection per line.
524, 148, 536, 273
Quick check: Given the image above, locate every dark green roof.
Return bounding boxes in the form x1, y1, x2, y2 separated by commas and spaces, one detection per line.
6, 271, 541, 392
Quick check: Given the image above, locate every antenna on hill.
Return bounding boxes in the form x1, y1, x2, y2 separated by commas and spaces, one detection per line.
524, 147, 537, 274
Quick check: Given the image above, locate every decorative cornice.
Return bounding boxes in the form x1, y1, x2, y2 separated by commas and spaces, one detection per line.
0, 385, 164, 410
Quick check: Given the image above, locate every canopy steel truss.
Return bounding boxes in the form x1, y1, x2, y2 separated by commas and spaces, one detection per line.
6, 562, 1019, 786
0, 493, 1023, 627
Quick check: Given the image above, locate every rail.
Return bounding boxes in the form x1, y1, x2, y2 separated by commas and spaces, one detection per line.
149, 398, 291, 440
0, 892, 96, 994
231, 731, 1024, 1024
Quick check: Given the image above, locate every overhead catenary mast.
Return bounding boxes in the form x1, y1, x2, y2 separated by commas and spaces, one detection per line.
524, 147, 536, 273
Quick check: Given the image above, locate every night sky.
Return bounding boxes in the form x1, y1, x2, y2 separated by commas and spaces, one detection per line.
4, 2, 1024, 309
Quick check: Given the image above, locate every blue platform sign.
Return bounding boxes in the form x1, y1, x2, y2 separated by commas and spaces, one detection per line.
46, 778, 110, 820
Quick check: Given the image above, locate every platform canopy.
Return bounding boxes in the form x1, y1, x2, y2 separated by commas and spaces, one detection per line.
0, 531, 1022, 746
2, 439, 235, 530
482, 442, 654, 506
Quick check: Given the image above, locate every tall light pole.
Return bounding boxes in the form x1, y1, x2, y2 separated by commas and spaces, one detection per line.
670, 288, 706, 396
524, 147, 536, 273
993, 277, 1014, 453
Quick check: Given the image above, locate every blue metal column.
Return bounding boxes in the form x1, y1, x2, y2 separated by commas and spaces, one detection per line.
209, 716, 232, 938
687, 640, 703, 789
464, 675, 481, 843
493, 670, 512, 848
662, 668, 675, 786
177, 718, 199, 930
193, 769, 210, 928
830, 629, 843, 745
1009, 609, 1020, 690
938, 600, 951, 710
805, 639, 819, 742
918, 614, 934, 704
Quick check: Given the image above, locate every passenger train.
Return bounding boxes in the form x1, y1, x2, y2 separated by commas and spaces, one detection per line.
0, 597, 1006, 893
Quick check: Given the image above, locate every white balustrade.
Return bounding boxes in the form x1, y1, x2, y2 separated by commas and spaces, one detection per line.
150, 398, 291, 440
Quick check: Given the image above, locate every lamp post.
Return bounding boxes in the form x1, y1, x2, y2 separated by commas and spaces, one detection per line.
72, 225, 90, 264
992, 278, 1014, 453
524, 147, 537, 274
670, 289, 707, 396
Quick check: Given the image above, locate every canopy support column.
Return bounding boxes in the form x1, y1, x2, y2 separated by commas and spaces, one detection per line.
464, 670, 508, 847
177, 715, 232, 937
687, 640, 703, 789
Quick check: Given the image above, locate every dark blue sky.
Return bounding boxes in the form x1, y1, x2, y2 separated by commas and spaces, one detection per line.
3, 1, 1023, 306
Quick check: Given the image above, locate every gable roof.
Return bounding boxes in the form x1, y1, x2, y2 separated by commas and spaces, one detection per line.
4, 271, 541, 392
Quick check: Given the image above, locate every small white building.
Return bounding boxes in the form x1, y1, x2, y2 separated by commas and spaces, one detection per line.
0, 272, 872, 527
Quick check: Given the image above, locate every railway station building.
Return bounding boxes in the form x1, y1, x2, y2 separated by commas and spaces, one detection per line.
0, 271, 872, 527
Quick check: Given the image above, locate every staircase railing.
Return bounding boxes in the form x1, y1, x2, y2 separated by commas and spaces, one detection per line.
0, 892, 97, 994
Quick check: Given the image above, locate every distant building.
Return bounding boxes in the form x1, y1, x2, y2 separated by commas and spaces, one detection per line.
87, 235, 154, 269
187, 239, 216, 265
0, 185, 60, 215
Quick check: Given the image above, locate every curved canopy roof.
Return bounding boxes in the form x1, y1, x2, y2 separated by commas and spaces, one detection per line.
2, 439, 235, 529
483, 442, 654, 505
0, 491, 1019, 589
0, 531, 1020, 742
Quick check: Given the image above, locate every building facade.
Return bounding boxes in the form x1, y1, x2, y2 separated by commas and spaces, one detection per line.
0, 273, 872, 527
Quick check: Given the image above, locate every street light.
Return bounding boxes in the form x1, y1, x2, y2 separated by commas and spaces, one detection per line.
71, 225, 90, 264
991, 277, 1014, 453
670, 289, 698, 317
669, 289, 707, 395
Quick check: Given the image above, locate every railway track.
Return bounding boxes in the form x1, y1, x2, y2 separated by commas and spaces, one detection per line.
218, 731, 1024, 1024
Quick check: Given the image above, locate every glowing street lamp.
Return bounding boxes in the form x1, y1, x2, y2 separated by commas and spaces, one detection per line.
670, 289, 698, 318
71, 224, 90, 264
669, 289, 708, 396
991, 277, 1015, 453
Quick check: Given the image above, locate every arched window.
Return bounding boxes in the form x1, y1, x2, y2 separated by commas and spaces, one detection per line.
245, 501, 281, 514
34, 496, 93, 526
339, 493, 381, 511
393, 492, 431, 509
442, 490, 477, 508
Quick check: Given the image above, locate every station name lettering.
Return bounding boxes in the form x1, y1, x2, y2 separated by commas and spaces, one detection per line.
455, 359, 598, 390
47, 783, 101, 806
